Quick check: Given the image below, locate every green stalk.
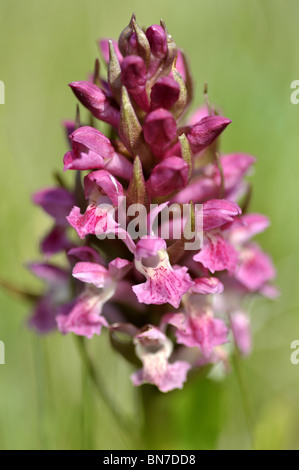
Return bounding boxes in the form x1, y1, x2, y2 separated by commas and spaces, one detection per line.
74, 336, 141, 449
232, 349, 254, 449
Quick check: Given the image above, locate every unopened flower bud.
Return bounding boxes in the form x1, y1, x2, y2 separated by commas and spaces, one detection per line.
146, 156, 189, 197
146, 24, 167, 58
187, 115, 231, 154
150, 76, 180, 110
143, 108, 177, 157
121, 56, 149, 111
69, 81, 120, 128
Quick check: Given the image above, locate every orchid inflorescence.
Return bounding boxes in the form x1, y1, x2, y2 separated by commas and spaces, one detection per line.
28, 14, 276, 392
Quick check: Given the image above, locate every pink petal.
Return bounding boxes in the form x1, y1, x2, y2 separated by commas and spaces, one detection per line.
194, 232, 239, 274
133, 251, 194, 308
191, 277, 224, 294
33, 187, 75, 226
235, 243, 276, 291
203, 199, 241, 231
67, 204, 118, 239
231, 312, 252, 356
56, 291, 108, 339
84, 170, 124, 205
72, 262, 110, 288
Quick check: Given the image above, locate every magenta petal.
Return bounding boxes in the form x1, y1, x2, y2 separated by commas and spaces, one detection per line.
194, 232, 239, 274
150, 77, 180, 111
63, 126, 115, 171
187, 115, 231, 154
67, 204, 118, 239
168, 312, 228, 357
33, 187, 75, 226
27, 262, 68, 284
108, 258, 132, 280
236, 243, 276, 291
131, 326, 191, 392
84, 170, 124, 205
68, 246, 103, 264
121, 55, 149, 111
219, 153, 256, 194
203, 199, 241, 231
133, 252, 193, 308
191, 277, 224, 294
56, 291, 108, 339
69, 81, 120, 127
143, 109, 177, 157
230, 213, 270, 244
147, 157, 189, 197
41, 226, 73, 256
187, 105, 210, 126
131, 361, 191, 393
145, 25, 167, 58
72, 262, 110, 288
231, 312, 252, 356
28, 295, 58, 334
135, 236, 167, 259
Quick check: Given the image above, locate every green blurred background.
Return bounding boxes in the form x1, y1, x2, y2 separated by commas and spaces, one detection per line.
0, 0, 299, 450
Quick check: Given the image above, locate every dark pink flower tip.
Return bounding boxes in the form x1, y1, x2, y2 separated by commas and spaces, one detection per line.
203, 199, 241, 231
69, 81, 120, 127
72, 262, 110, 288
41, 226, 73, 257
127, 32, 138, 55
99, 38, 123, 63
145, 25, 167, 58
121, 56, 147, 91
63, 126, 115, 172
28, 295, 58, 334
150, 77, 180, 111
120, 55, 149, 110
63, 120, 76, 142
147, 157, 189, 197
143, 108, 177, 156
32, 187, 75, 226
27, 262, 69, 284
187, 115, 232, 153
68, 246, 103, 264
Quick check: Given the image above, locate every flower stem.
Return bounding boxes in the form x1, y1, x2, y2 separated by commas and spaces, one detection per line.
74, 336, 140, 448
232, 349, 254, 449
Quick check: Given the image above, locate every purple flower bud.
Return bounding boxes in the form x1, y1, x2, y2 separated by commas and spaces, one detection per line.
127, 32, 138, 55
118, 13, 135, 56
150, 76, 180, 110
147, 157, 189, 197
187, 115, 231, 153
146, 25, 167, 58
143, 108, 177, 157
121, 56, 149, 110
69, 81, 120, 128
